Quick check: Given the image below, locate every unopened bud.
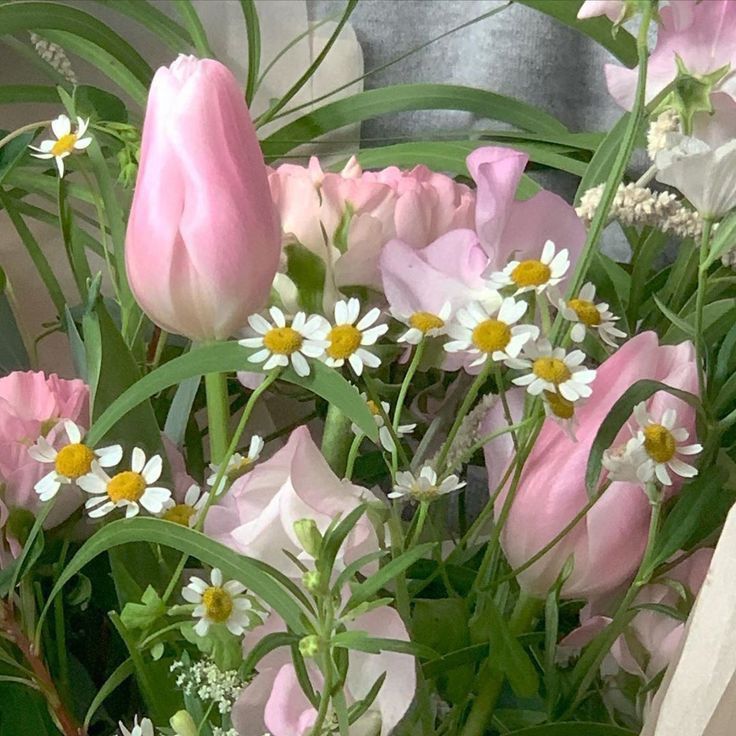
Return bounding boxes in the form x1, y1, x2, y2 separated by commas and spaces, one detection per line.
170, 710, 197, 736
302, 570, 323, 593
293, 519, 322, 558
299, 634, 321, 658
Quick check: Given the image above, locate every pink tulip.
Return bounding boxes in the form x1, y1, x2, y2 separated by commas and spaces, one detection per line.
232, 605, 416, 736
605, 0, 736, 110
205, 426, 379, 577
125, 55, 280, 341
482, 332, 699, 600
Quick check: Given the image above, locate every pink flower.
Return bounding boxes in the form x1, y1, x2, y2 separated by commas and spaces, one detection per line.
605, 0, 736, 110
204, 426, 379, 577
577, 1, 627, 23
126, 55, 280, 341
482, 332, 699, 600
232, 605, 416, 736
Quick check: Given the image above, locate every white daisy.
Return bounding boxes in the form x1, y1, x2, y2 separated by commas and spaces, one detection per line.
79, 448, 171, 520
628, 403, 703, 486
602, 441, 647, 484
28, 420, 122, 501
159, 484, 208, 527
182, 568, 251, 637
488, 240, 569, 295
388, 466, 465, 503
559, 282, 626, 347
542, 390, 581, 440
240, 307, 325, 377
351, 395, 415, 452
28, 114, 92, 177
206, 435, 264, 495
313, 298, 388, 375
444, 296, 538, 369
392, 302, 452, 345
119, 716, 154, 736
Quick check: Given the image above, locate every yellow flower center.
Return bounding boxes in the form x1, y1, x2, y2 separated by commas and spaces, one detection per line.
107, 471, 146, 503
51, 133, 78, 157
54, 443, 95, 479
568, 298, 601, 326
263, 326, 303, 355
409, 311, 444, 333
471, 319, 511, 353
227, 457, 253, 483
326, 324, 362, 359
202, 586, 233, 623
544, 390, 575, 420
643, 424, 676, 463
367, 400, 381, 416
511, 260, 551, 288
533, 357, 571, 384
162, 504, 195, 526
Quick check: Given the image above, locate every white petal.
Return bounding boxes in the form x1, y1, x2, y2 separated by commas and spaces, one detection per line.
77, 473, 108, 494
655, 463, 672, 486
124, 502, 140, 519
131, 448, 145, 473
334, 300, 348, 324
96, 444, 123, 466
211, 568, 223, 586
248, 313, 271, 335
52, 114, 71, 138
361, 324, 388, 345
356, 307, 381, 331
247, 348, 270, 363
74, 137, 93, 150
348, 353, 364, 375
224, 580, 246, 595
668, 457, 698, 478
181, 587, 202, 604
346, 298, 361, 324
269, 306, 286, 327
194, 618, 210, 637
290, 351, 310, 377
141, 454, 163, 483
139, 487, 171, 513
570, 323, 586, 342
35, 472, 61, 499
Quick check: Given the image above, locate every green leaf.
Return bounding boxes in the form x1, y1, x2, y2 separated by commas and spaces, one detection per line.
0, 683, 58, 736
82, 658, 134, 730
164, 376, 201, 448
0, 270, 30, 374
332, 630, 436, 660
120, 585, 166, 630
285, 243, 327, 314
587, 251, 631, 333
653, 294, 695, 338
516, 0, 637, 67
506, 725, 636, 736
73, 85, 129, 124
0, 130, 36, 185
173, 0, 213, 57
181, 621, 243, 671
0, 85, 59, 105
242, 632, 299, 676
240, 0, 261, 105
85, 341, 379, 446
261, 83, 568, 161
706, 210, 736, 267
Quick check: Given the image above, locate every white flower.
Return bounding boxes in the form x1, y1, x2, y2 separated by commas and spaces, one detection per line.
542, 390, 581, 440
159, 484, 208, 527
388, 466, 465, 502
119, 716, 154, 736
444, 296, 538, 369
351, 395, 415, 452
392, 302, 451, 345
182, 568, 251, 637
28, 420, 122, 501
240, 307, 325, 377
313, 298, 388, 375
558, 282, 627, 347
488, 240, 569, 295
28, 114, 92, 177
79, 448, 171, 519
206, 435, 264, 495
509, 339, 596, 402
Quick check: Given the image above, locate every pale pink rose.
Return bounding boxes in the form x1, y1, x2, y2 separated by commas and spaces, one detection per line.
482, 332, 699, 600
232, 605, 416, 736
204, 426, 379, 577
126, 55, 280, 341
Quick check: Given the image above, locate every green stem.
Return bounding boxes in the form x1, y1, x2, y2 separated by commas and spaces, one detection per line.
695, 218, 713, 403
362, 371, 410, 469
204, 370, 230, 464
344, 432, 363, 480
393, 339, 425, 431
0, 120, 50, 150
494, 365, 519, 451
405, 502, 429, 549
321, 402, 354, 477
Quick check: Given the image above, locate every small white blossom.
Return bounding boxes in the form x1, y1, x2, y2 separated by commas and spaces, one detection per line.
351, 395, 415, 452
388, 466, 465, 502
29, 114, 92, 177
647, 109, 680, 160
488, 240, 569, 295
182, 568, 251, 637
159, 484, 208, 527
558, 282, 626, 347
118, 716, 154, 736
392, 302, 451, 345
171, 658, 246, 716
207, 435, 264, 495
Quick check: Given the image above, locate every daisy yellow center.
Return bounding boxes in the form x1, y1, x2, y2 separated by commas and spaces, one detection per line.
409, 311, 444, 333
544, 390, 575, 420
51, 133, 78, 156
412, 483, 439, 502
162, 504, 195, 526
55, 443, 95, 479
327, 324, 362, 359
263, 326, 303, 355
227, 457, 253, 482
202, 586, 233, 622
471, 319, 511, 353
568, 298, 601, 326
643, 424, 676, 463
367, 400, 381, 416
533, 357, 571, 384
107, 471, 146, 503
511, 260, 551, 288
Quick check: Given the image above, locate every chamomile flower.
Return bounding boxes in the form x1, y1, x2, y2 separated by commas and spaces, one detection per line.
488, 240, 569, 295
628, 403, 702, 486
542, 390, 581, 440
28, 420, 122, 501
602, 441, 645, 484
206, 435, 264, 495
159, 484, 208, 527
182, 568, 252, 637
240, 307, 325, 377
119, 716, 154, 736
28, 114, 92, 177
444, 296, 538, 369
351, 395, 415, 452
510, 339, 596, 401
559, 282, 626, 347
79, 448, 171, 519
392, 302, 451, 345
388, 466, 465, 503
314, 298, 388, 375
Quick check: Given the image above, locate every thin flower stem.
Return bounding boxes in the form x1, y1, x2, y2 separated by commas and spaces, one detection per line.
458, 418, 534, 467
695, 218, 713, 403
494, 365, 519, 452
393, 338, 425, 432
0, 120, 50, 151
405, 501, 430, 549
344, 432, 363, 480
204, 370, 230, 465
362, 371, 410, 469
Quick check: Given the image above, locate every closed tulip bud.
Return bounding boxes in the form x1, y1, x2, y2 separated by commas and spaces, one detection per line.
125, 54, 280, 341
170, 710, 197, 736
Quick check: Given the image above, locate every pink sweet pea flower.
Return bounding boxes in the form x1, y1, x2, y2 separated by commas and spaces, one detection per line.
482, 332, 699, 600
126, 55, 280, 341
204, 426, 379, 577
577, 0, 627, 22
232, 606, 416, 736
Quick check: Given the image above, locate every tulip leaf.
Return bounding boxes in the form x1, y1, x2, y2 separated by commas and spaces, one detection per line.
0, 84, 59, 106
172, 0, 213, 58
240, 0, 261, 105
0, 269, 30, 375
585, 379, 703, 497
85, 341, 379, 446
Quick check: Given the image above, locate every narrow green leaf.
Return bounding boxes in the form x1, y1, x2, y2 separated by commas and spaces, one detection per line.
240, 0, 261, 105
82, 658, 134, 729
0, 84, 59, 105
0, 130, 37, 184
241, 632, 299, 676
164, 376, 201, 448
173, 0, 213, 57
506, 724, 636, 736
0, 271, 30, 374
653, 294, 695, 338
705, 209, 736, 267
331, 630, 436, 659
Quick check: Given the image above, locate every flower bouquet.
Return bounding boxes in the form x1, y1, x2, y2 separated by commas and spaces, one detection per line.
0, 1, 735, 735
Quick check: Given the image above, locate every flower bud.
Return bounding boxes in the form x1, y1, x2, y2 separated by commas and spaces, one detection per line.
298, 634, 321, 658
170, 710, 197, 736
293, 518, 322, 558
302, 569, 323, 593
